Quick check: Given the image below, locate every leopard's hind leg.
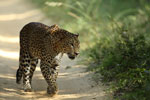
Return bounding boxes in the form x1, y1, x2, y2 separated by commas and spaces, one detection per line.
29, 58, 38, 84
17, 50, 33, 92
16, 50, 24, 84
22, 52, 32, 92
16, 65, 23, 84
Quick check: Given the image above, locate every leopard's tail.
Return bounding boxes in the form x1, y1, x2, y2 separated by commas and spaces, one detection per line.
16, 68, 22, 84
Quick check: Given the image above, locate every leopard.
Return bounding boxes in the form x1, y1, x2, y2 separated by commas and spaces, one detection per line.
16, 22, 80, 96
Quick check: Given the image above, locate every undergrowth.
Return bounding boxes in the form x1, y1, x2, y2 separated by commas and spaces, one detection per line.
88, 25, 150, 99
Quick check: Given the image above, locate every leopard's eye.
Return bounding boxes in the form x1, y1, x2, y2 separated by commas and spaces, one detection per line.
70, 43, 74, 47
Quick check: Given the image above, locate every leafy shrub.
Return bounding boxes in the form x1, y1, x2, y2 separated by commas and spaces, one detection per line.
88, 26, 150, 99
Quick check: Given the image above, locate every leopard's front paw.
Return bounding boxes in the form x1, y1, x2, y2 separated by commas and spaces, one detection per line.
24, 83, 32, 92
47, 84, 58, 96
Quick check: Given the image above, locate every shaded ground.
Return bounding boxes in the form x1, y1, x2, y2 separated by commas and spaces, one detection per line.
0, 0, 112, 100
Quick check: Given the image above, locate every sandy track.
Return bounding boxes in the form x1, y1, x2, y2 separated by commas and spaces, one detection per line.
0, 0, 111, 100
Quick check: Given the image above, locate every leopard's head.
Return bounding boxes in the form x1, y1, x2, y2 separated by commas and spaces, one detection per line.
49, 24, 80, 60
64, 33, 80, 60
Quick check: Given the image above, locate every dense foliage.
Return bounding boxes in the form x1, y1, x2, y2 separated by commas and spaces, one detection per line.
88, 27, 150, 99
31, 0, 150, 99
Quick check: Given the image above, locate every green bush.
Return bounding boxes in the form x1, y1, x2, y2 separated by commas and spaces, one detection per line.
88, 26, 150, 99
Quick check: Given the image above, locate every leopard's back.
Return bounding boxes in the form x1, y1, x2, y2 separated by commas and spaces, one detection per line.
20, 22, 51, 58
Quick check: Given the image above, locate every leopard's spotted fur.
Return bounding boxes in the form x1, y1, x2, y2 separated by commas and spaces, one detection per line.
16, 22, 80, 96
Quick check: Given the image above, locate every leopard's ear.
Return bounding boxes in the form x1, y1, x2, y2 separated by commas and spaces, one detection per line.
50, 24, 59, 34
74, 33, 79, 37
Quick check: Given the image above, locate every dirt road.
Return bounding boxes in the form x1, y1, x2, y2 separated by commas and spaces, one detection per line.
0, 0, 111, 100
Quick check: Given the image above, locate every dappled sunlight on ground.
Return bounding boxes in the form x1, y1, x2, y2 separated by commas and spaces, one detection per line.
0, 0, 18, 7
0, 9, 40, 21
0, 24, 19, 59
0, 35, 19, 59
0, 35, 19, 43
0, 49, 19, 60
3, 88, 18, 92
0, 74, 15, 79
